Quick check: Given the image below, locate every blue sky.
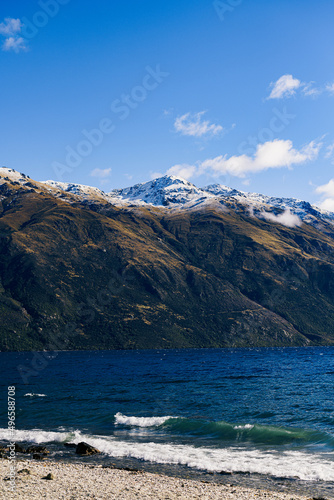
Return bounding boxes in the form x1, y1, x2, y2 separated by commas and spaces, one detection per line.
1, 0, 334, 209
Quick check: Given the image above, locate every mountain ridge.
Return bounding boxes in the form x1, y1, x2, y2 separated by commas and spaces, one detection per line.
2, 166, 333, 226
1, 167, 334, 351
42, 171, 334, 230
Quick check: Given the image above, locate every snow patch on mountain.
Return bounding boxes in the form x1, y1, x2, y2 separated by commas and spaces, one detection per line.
0, 167, 31, 185
42, 180, 106, 200
109, 175, 210, 207
204, 183, 334, 225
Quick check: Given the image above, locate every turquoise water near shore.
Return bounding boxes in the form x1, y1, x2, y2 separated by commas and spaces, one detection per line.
0, 347, 334, 496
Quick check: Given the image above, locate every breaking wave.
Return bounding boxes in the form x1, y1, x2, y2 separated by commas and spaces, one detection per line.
0, 426, 334, 481
114, 414, 334, 447
114, 413, 174, 427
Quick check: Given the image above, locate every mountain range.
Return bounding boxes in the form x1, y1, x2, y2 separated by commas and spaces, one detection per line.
1, 166, 334, 351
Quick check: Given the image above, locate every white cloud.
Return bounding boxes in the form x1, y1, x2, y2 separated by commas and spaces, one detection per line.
174, 111, 223, 137
165, 139, 320, 182
316, 178, 334, 198
317, 198, 334, 212
3, 36, 27, 53
197, 139, 321, 178
325, 142, 334, 159
302, 83, 322, 97
326, 83, 334, 94
260, 209, 302, 228
315, 179, 334, 212
0, 18, 22, 36
268, 74, 302, 99
268, 76, 334, 100
90, 168, 112, 179
0, 17, 27, 53
166, 164, 197, 180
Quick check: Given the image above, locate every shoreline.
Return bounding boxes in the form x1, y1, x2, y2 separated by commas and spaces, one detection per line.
0, 458, 325, 500
2, 345, 334, 353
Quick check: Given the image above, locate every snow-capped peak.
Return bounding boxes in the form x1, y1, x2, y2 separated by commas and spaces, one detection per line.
109, 175, 208, 206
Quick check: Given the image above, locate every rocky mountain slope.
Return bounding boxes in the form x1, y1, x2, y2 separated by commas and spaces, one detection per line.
1, 167, 334, 351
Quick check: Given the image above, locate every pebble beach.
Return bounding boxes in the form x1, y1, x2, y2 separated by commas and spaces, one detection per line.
0, 458, 323, 500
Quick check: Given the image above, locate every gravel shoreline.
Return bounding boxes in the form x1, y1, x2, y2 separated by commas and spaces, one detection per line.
0, 458, 321, 500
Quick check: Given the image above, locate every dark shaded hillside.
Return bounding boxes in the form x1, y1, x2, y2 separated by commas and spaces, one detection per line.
1, 181, 334, 351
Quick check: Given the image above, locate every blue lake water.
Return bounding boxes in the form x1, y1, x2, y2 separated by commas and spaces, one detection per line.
0, 347, 334, 497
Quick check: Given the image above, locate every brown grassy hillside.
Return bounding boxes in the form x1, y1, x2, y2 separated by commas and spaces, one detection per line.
1, 179, 334, 350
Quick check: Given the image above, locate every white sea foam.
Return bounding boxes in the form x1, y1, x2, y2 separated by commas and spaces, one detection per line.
233, 424, 254, 430
24, 393, 47, 397
1, 427, 333, 481
0, 428, 81, 444
114, 413, 174, 427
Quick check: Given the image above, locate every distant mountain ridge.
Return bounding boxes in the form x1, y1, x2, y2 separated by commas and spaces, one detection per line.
1, 167, 332, 227
1, 166, 334, 351
43, 172, 334, 227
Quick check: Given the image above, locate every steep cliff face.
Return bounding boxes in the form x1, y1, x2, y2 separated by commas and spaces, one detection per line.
1, 169, 334, 351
